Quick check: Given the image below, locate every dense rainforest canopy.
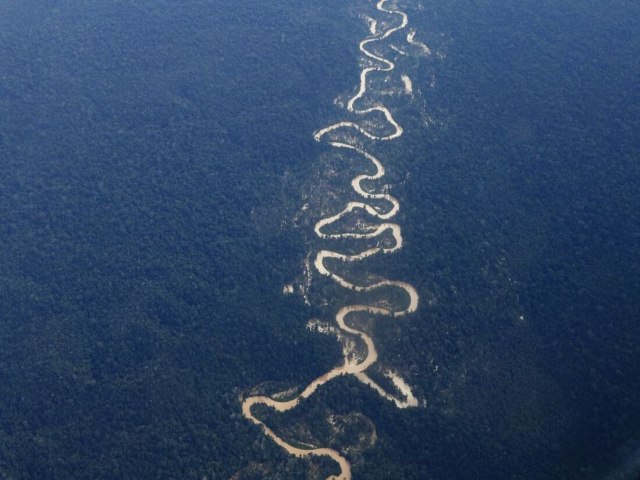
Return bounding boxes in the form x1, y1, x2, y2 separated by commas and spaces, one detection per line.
0, 0, 638, 479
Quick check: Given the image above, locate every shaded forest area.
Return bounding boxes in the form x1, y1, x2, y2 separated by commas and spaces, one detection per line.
0, 0, 355, 478
1, 0, 639, 479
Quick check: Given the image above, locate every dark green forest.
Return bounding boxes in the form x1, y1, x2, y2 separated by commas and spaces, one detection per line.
0, 0, 639, 479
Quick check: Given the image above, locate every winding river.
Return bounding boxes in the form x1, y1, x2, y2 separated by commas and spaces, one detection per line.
241, 1, 427, 478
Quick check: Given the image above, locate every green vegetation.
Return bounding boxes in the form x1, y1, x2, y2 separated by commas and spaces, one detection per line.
0, 0, 638, 479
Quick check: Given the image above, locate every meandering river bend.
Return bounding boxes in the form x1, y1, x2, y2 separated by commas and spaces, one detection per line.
241, 2, 429, 478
